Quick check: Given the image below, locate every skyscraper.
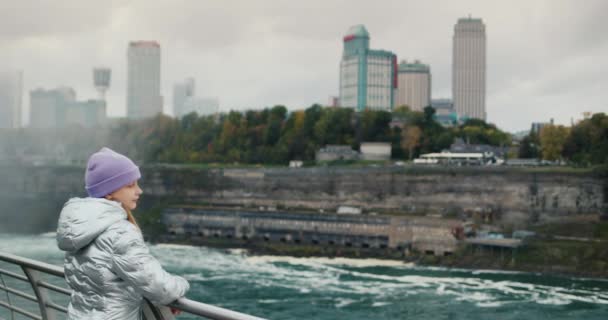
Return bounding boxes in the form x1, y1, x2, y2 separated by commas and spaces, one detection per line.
173, 78, 219, 118
127, 41, 162, 119
30, 87, 76, 128
181, 97, 219, 118
395, 60, 431, 111
0, 70, 23, 129
173, 78, 195, 117
30, 87, 106, 129
339, 25, 397, 111
65, 100, 107, 128
452, 17, 486, 120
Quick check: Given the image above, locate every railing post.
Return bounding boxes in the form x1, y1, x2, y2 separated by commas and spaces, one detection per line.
0, 273, 16, 320
21, 266, 56, 320
2, 251, 268, 320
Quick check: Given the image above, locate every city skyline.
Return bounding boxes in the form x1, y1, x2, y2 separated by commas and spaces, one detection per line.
1, 0, 606, 132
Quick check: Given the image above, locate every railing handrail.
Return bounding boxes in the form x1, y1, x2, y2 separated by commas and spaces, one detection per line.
0, 252, 64, 277
0, 251, 267, 320
168, 299, 265, 320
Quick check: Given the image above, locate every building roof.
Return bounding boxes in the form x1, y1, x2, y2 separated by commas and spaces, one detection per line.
129, 41, 160, 47
361, 142, 391, 147
450, 139, 508, 156
344, 25, 370, 39
435, 113, 458, 122
398, 60, 430, 73
368, 49, 396, 57
457, 17, 483, 23
421, 152, 485, 159
318, 145, 359, 155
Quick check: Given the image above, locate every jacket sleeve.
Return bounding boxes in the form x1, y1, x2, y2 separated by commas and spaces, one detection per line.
110, 222, 190, 305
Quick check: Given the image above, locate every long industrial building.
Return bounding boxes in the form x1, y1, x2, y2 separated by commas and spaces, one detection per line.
163, 207, 460, 256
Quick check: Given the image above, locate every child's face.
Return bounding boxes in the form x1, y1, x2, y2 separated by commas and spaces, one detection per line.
107, 180, 143, 210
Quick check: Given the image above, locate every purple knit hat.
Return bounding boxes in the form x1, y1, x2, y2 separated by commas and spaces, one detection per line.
85, 147, 141, 198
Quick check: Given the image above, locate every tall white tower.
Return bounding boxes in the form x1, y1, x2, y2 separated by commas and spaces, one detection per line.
452, 17, 486, 120
93, 68, 111, 101
127, 41, 162, 119
0, 70, 23, 128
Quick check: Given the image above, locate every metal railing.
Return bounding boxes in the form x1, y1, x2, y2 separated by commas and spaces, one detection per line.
0, 251, 266, 320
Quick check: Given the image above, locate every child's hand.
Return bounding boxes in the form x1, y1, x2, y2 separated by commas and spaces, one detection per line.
170, 307, 182, 316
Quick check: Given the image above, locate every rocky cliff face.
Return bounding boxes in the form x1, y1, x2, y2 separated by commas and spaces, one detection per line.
0, 165, 605, 233
145, 167, 605, 227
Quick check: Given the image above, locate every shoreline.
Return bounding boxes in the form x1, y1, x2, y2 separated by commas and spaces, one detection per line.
151, 235, 608, 281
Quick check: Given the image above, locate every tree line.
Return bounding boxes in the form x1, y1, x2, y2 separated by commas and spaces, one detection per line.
2, 105, 604, 167
519, 113, 608, 166
107, 104, 512, 165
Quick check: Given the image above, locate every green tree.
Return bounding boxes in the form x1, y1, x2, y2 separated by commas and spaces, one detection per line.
393, 105, 412, 120
458, 118, 511, 146
539, 124, 570, 161
563, 113, 608, 165
401, 126, 422, 160
359, 110, 392, 142
518, 133, 540, 159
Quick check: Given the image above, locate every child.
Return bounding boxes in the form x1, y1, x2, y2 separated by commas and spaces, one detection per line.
56, 147, 189, 319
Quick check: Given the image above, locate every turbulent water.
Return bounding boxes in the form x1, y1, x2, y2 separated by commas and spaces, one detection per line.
1, 233, 607, 319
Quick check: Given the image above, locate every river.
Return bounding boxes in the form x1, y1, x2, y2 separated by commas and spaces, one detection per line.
1, 233, 607, 319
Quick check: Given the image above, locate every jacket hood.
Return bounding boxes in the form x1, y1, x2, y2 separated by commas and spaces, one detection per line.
56, 197, 127, 252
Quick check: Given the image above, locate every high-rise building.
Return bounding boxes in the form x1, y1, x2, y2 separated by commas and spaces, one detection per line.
172, 78, 219, 118
30, 87, 106, 128
127, 41, 162, 119
452, 17, 486, 120
181, 97, 219, 118
339, 25, 397, 111
30, 87, 76, 128
173, 78, 195, 118
0, 70, 23, 129
65, 100, 107, 128
431, 98, 459, 127
328, 96, 339, 107
395, 60, 431, 111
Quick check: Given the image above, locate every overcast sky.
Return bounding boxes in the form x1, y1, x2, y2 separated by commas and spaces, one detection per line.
1, 0, 607, 132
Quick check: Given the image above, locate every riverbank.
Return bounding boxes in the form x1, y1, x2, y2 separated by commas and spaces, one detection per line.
145, 207, 608, 279
429, 238, 608, 279
154, 232, 608, 280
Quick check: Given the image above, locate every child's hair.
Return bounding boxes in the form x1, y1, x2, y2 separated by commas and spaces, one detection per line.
124, 206, 139, 228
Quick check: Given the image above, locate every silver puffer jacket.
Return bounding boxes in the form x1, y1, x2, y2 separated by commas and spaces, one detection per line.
56, 198, 189, 320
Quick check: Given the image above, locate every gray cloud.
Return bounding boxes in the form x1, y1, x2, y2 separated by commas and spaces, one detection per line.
0, 1, 116, 42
